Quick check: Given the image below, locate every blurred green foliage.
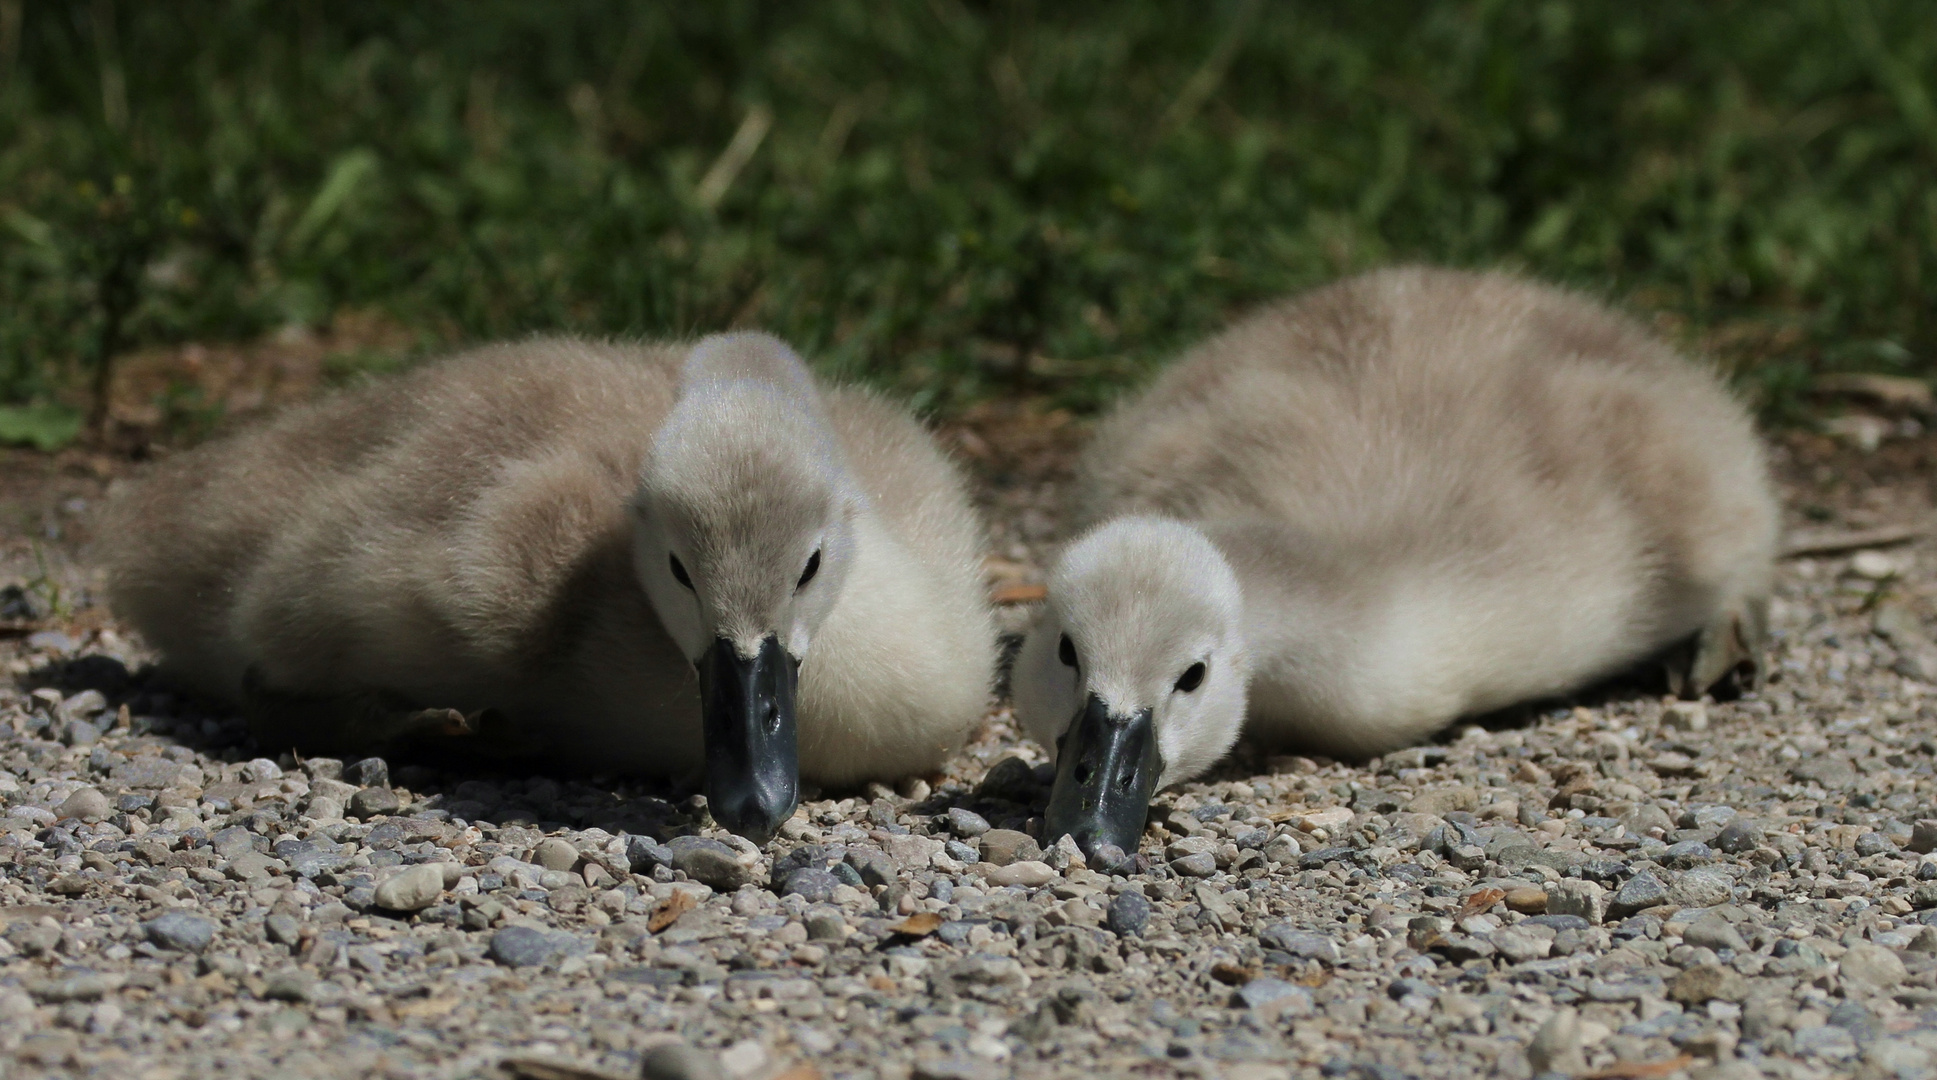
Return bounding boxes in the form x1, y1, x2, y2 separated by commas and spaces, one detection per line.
2, 0, 1934, 425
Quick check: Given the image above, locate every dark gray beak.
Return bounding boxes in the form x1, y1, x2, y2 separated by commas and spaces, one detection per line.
1044, 692, 1162, 858
698, 634, 799, 846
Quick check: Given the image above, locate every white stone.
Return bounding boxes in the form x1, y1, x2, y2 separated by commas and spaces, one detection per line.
1851, 550, 1903, 580
982, 860, 1057, 888
372, 863, 446, 912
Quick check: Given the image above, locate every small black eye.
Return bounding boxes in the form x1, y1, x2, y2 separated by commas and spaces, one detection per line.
1058, 633, 1077, 668
1174, 662, 1206, 693
669, 553, 693, 590
796, 548, 821, 591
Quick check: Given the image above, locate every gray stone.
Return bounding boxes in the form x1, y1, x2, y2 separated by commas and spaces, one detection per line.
1585, 975, 1663, 1001
1489, 926, 1550, 963
1544, 879, 1607, 924
489, 925, 569, 968
1260, 924, 1340, 965
625, 835, 673, 871
54, 787, 110, 823
934, 955, 1030, 1000
60, 721, 100, 747
1715, 819, 1763, 854
845, 846, 896, 889
33, 972, 123, 1003
1669, 868, 1733, 909
1668, 964, 1748, 1004
1790, 756, 1858, 791
531, 837, 579, 872
262, 969, 313, 1002
803, 908, 847, 942
1855, 831, 1895, 857
1792, 1025, 1858, 1060
667, 836, 754, 891
641, 1041, 726, 1080
1107, 890, 1150, 936
222, 852, 280, 882
1234, 977, 1312, 1017
347, 757, 389, 788
1838, 942, 1907, 990
1911, 821, 1937, 855
273, 838, 352, 878
265, 914, 302, 947
349, 787, 400, 818
59, 689, 108, 718
1608, 870, 1669, 918
1621, 803, 1675, 837
1169, 852, 1217, 877
979, 829, 1041, 866
1528, 1006, 1586, 1074
945, 808, 991, 837
143, 912, 217, 953
1684, 917, 1749, 953
373, 863, 446, 912
110, 758, 188, 789
783, 868, 840, 902
1662, 840, 1715, 868
210, 827, 256, 858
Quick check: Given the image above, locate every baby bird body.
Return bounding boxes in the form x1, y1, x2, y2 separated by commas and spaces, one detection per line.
1015, 268, 1778, 854
103, 334, 994, 842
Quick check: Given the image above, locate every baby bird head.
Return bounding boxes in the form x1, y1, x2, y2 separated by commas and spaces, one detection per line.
630, 332, 863, 844
1014, 517, 1251, 858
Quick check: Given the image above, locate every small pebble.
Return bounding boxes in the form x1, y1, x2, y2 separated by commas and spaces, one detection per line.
346, 757, 390, 788
944, 807, 991, 837
983, 860, 1055, 888
1107, 890, 1151, 936
55, 787, 110, 823
348, 787, 400, 818
531, 837, 579, 872
666, 836, 754, 890
142, 912, 217, 954
373, 863, 446, 912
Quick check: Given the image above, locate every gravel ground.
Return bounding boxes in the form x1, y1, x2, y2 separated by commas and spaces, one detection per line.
1, 419, 1936, 1080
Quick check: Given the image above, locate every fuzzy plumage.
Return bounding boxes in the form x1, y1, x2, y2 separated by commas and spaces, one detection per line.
1016, 267, 1777, 782
101, 334, 995, 785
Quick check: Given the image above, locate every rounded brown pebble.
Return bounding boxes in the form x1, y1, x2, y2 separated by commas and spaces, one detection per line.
1504, 887, 1548, 914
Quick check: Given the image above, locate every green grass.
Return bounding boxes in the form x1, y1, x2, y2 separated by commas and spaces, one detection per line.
2, 0, 1934, 432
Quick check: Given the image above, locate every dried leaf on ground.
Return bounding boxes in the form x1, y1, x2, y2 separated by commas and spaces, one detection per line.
1210, 962, 1258, 986
648, 891, 697, 934
1457, 888, 1506, 921
890, 912, 944, 937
